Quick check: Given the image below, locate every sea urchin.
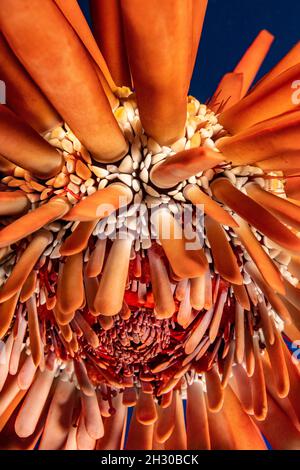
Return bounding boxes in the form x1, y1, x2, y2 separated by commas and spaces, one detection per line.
0, 0, 299, 451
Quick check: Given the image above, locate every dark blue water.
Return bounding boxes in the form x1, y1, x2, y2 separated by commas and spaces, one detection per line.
78, 0, 300, 101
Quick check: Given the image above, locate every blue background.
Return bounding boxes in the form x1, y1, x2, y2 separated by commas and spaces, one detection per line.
79, 0, 300, 101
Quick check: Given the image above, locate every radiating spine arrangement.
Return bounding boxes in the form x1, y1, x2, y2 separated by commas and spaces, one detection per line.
0, 0, 299, 451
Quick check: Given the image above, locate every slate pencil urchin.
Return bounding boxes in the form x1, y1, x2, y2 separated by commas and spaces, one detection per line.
0, 0, 299, 451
